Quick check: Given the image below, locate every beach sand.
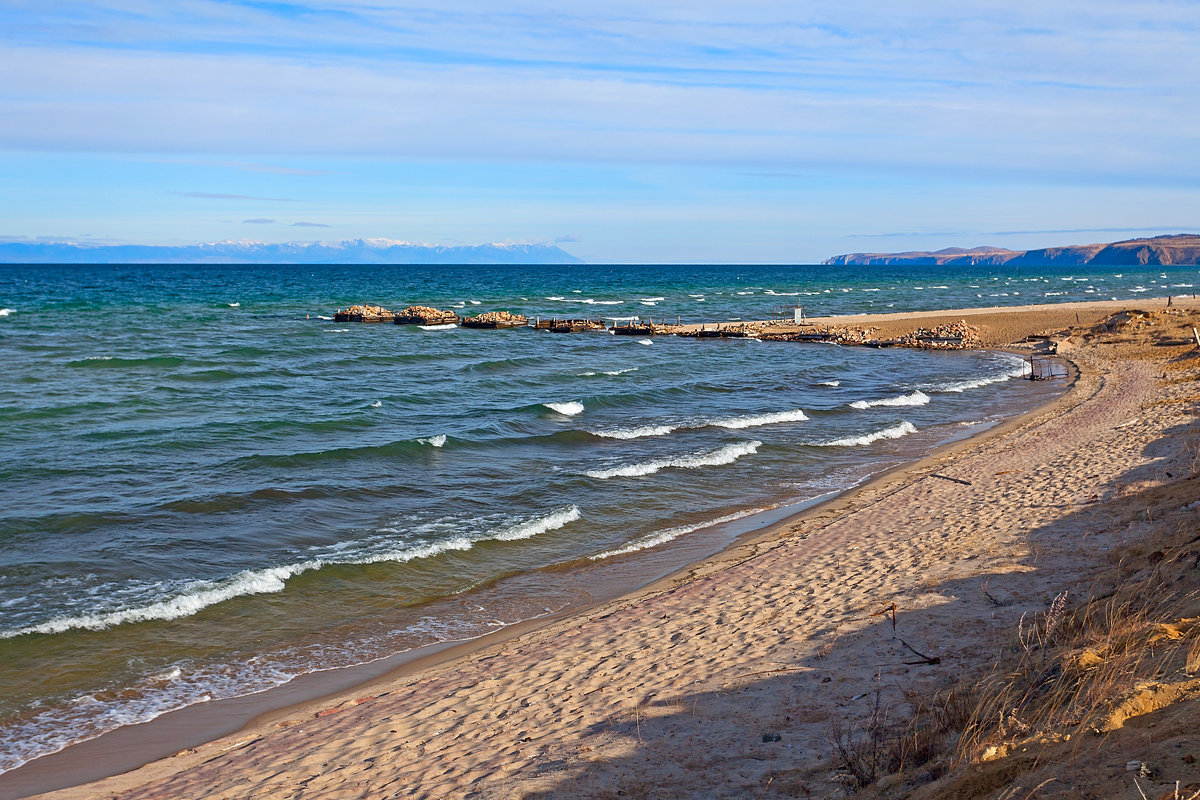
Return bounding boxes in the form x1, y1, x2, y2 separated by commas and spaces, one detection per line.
13, 297, 1200, 800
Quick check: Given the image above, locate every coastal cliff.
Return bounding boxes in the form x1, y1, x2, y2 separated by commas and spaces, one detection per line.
825, 233, 1200, 266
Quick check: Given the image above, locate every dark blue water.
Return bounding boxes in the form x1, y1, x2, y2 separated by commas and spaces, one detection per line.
0, 262, 1191, 772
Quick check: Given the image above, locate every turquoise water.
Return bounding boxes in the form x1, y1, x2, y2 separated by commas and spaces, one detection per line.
0, 262, 1192, 772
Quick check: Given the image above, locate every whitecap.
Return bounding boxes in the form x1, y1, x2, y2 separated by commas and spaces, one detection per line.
324, 328, 350, 333
818, 380, 840, 387
418, 323, 457, 331
0, 507, 580, 639
545, 401, 584, 416
316, 315, 333, 320
604, 367, 638, 376
590, 507, 766, 560
369, 400, 382, 408
641, 296, 665, 302
817, 421, 918, 447
592, 424, 678, 440
0, 308, 15, 317
640, 301, 658, 306
927, 359, 1026, 393
546, 296, 566, 301
849, 391, 930, 409
418, 434, 447, 447
585, 441, 761, 479
711, 409, 808, 429
469, 300, 482, 305
492, 505, 581, 541
227, 302, 240, 308
638, 339, 653, 346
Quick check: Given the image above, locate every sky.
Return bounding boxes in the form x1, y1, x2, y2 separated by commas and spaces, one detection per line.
1, 0, 1198, 263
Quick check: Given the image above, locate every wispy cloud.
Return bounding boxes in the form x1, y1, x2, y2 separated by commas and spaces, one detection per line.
0, 2, 1194, 183
170, 192, 300, 202
242, 217, 277, 224
291, 221, 331, 227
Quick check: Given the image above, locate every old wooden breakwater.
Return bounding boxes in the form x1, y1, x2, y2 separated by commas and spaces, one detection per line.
328, 303, 990, 350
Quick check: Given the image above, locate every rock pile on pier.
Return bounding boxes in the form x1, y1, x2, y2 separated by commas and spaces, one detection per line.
899, 320, 981, 349
469, 311, 526, 325
335, 304, 394, 322
402, 305, 444, 319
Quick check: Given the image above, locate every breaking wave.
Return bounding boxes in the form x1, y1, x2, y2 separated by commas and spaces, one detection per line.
849, 391, 930, 409
0, 507, 582, 639
585, 441, 761, 479
590, 507, 767, 560
817, 421, 918, 447
545, 401, 584, 416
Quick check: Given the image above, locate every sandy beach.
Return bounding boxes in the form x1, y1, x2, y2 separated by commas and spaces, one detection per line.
10, 297, 1200, 800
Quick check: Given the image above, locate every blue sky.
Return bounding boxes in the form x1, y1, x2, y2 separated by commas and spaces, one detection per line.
1, 0, 1197, 263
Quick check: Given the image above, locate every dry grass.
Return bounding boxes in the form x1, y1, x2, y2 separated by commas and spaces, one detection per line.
956, 580, 1190, 764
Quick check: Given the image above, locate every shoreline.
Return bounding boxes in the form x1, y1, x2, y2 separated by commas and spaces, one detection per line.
7, 297, 1195, 800
0, 389, 1054, 800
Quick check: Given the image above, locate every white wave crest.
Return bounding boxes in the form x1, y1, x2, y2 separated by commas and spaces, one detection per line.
929, 361, 1027, 393
545, 401, 584, 416
0, 308, 15, 316
369, 400, 382, 408
585, 441, 761, 479
2, 562, 318, 638
818, 421, 918, 447
1, 507, 581, 639
493, 505, 581, 541
712, 409, 808, 429
638, 339, 653, 346
592, 424, 678, 440
418, 434, 447, 447
418, 323, 457, 330
227, 302, 240, 308
849, 390, 930, 409
324, 328, 350, 332
590, 507, 766, 560
818, 380, 840, 387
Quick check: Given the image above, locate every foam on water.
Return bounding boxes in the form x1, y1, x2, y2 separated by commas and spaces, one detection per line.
545, 401, 584, 416
927, 356, 1027, 393
817, 421, 918, 447
0, 308, 15, 317
227, 302, 240, 308
818, 380, 840, 387
369, 400, 382, 408
592, 423, 678, 439
418, 434, 447, 447
711, 409, 808, 429
638, 339, 653, 346
0, 507, 581, 639
418, 323, 457, 331
589, 507, 767, 560
849, 390, 930, 409
585, 441, 761, 479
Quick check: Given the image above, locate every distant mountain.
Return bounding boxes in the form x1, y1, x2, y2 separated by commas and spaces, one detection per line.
0, 238, 584, 265
824, 234, 1200, 266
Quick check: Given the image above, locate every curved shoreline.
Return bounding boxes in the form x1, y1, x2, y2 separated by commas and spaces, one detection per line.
7, 298, 1187, 800
0, 372, 1062, 800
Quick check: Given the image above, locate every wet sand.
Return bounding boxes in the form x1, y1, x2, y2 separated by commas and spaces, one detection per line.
11, 297, 1200, 800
